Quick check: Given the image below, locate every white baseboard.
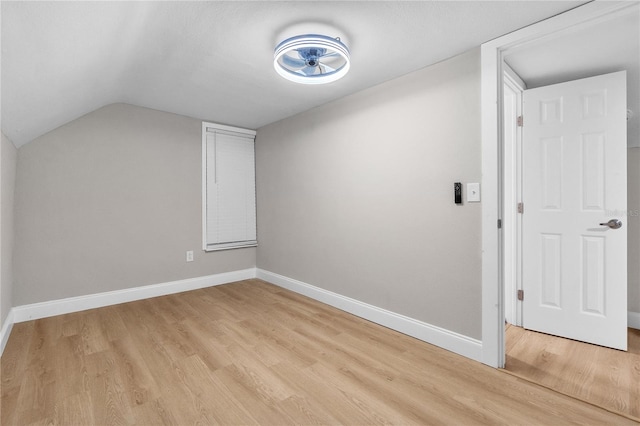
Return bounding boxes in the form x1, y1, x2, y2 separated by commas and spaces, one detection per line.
11, 268, 257, 324
0, 309, 15, 356
256, 269, 483, 363
3, 267, 635, 359
629, 311, 640, 330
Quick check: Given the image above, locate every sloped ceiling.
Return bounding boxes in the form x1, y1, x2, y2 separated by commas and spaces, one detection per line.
1, 1, 585, 148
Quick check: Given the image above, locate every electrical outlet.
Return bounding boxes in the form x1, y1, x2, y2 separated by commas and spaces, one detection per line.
186, 250, 194, 262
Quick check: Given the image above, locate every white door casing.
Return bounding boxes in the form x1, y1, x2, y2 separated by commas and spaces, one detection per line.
522, 71, 627, 350
503, 65, 526, 327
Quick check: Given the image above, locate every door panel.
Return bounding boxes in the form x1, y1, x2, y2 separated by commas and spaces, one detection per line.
522, 71, 627, 350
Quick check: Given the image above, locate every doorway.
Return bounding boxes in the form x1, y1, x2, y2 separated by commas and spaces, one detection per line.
480, 1, 640, 367
483, 1, 640, 420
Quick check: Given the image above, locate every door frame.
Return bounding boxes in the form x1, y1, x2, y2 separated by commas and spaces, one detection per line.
502, 64, 525, 327
480, 1, 638, 368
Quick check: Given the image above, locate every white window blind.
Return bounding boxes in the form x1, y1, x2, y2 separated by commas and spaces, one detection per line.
202, 122, 257, 251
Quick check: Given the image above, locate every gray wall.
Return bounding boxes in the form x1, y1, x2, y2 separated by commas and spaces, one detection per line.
13, 103, 255, 305
1, 133, 17, 327
629, 147, 640, 313
6, 49, 637, 337
256, 48, 483, 339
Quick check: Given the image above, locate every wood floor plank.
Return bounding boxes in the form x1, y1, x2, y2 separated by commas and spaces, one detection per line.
99, 306, 130, 342
174, 354, 259, 425
271, 300, 343, 337
0, 385, 20, 426
52, 391, 95, 426
173, 317, 235, 371
214, 364, 297, 425
109, 336, 159, 408
1, 322, 34, 395
279, 394, 341, 426
79, 310, 111, 355
130, 396, 178, 426
146, 293, 199, 325
50, 334, 88, 402
117, 301, 195, 364
224, 343, 295, 402
13, 374, 56, 425
270, 361, 374, 425
13, 318, 64, 423
304, 360, 425, 425
227, 317, 318, 368
333, 332, 521, 424
61, 312, 82, 337
506, 324, 640, 421
178, 288, 242, 322
84, 349, 136, 425
327, 333, 467, 424
2, 280, 637, 425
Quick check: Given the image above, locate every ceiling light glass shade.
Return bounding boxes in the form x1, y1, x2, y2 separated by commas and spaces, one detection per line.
274, 34, 350, 84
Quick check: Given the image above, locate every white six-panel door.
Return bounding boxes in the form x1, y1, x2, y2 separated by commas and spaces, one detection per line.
522, 71, 627, 350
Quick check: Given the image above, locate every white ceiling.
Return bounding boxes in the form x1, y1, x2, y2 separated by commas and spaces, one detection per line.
2, 1, 586, 148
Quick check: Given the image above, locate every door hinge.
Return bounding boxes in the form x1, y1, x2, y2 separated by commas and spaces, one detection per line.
517, 115, 523, 127
497, 219, 502, 229
517, 202, 524, 214
517, 289, 524, 301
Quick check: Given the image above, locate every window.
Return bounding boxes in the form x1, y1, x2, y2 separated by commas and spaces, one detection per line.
202, 122, 257, 251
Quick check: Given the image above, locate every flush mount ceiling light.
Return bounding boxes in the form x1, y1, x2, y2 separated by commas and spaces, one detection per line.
274, 34, 350, 85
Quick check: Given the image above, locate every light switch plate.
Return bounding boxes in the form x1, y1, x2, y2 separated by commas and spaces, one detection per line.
467, 183, 480, 202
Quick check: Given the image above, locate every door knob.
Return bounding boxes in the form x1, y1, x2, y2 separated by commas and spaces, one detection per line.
599, 219, 622, 229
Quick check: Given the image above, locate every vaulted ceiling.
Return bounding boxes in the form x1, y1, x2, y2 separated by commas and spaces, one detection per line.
2, 1, 585, 148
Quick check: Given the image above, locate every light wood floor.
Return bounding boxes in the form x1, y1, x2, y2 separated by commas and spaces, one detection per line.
505, 323, 640, 421
2, 279, 635, 425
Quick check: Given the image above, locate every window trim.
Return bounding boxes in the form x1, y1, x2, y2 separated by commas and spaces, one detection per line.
202, 121, 257, 252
